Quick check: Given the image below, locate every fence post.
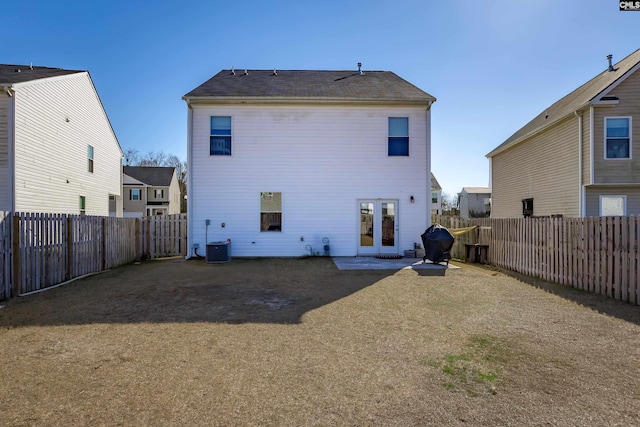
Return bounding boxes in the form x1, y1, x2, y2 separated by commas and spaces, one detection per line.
101, 217, 107, 271
11, 214, 20, 297
66, 216, 73, 280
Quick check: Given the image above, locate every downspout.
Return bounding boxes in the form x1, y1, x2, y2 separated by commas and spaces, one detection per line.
5, 86, 16, 212
425, 102, 432, 227
185, 100, 193, 259
574, 110, 583, 217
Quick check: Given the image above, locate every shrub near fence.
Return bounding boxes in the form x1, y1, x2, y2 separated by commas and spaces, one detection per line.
432, 214, 640, 305
0, 213, 187, 300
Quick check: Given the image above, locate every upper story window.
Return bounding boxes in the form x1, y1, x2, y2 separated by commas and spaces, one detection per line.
210, 116, 232, 156
605, 117, 631, 159
130, 189, 141, 201
431, 192, 438, 204
388, 117, 409, 156
154, 189, 164, 198
88, 145, 94, 173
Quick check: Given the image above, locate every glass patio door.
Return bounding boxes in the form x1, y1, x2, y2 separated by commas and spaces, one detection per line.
358, 200, 399, 255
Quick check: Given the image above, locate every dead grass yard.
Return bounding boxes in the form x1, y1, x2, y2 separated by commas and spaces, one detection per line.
1, 257, 639, 426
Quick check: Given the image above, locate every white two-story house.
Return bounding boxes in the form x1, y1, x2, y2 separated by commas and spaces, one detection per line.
183, 65, 435, 257
0, 64, 123, 215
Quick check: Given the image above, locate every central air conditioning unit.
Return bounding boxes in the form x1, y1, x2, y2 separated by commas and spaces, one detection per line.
206, 241, 231, 263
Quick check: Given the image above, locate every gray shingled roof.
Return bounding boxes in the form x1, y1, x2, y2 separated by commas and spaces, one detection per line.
487, 49, 640, 157
123, 166, 175, 187
0, 64, 83, 85
184, 69, 435, 103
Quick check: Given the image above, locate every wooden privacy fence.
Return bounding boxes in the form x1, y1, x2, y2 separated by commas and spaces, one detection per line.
0, 213, 187, 300
432, 214, 640, 305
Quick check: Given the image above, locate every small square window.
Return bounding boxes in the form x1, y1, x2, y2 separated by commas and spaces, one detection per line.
600, 195, 626, 216
210, 116, 232, 155
522, 198, 533, 217
260, 192, 282, 231
388, 117, 409, 156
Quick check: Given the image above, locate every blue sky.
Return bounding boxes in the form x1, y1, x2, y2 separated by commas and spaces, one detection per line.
2, 0, 639, 197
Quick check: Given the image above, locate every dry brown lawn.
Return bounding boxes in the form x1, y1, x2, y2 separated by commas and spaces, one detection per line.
1, 257, 639, 426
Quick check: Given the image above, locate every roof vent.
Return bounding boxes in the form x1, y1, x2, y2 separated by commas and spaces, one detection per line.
607, 54, 615, 72
30, 62, 33, 70
357, 62, 364, 75
231, 66, 235, 75
244, 69, 248, 75
273, 68, 277, 76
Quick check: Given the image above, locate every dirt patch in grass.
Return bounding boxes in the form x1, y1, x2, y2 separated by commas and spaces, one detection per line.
1, 257, 639, 426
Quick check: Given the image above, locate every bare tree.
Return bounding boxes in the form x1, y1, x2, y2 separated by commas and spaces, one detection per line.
123, 148, 140, 166
441, 192, 459, 216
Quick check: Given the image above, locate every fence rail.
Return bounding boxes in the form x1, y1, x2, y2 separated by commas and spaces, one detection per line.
433, 214, 639, 305
1, 213, 187, 299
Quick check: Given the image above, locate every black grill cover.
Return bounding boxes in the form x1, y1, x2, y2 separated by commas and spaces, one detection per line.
421, 224, 455, 264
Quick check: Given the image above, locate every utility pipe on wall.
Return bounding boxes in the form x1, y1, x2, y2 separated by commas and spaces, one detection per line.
574, 110, 584, 217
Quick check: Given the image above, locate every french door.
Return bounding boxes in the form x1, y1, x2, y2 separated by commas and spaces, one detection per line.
358, 200, 399, 255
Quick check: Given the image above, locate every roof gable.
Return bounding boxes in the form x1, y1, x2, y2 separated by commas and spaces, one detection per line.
123, 166, 175, 187
487, 49, 640, 157
0, 64, 83, 85
184, 69, 435, 104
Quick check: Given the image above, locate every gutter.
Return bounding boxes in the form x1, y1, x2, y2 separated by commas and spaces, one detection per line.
5, 85, 15, 211
182, 95, 435, 107
185, 99, 194, 259
574, 110, 584, 217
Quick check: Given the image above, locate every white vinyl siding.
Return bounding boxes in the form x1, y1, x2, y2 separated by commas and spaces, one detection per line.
0, 96, 10, 209
12, 73, 122, 215
189, 104, 430, 256
491, 116, 579, 218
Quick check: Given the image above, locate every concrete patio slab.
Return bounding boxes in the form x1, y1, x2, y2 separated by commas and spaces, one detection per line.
332, 256, 459, 271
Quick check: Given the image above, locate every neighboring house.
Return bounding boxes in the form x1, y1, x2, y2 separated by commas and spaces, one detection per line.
0, 64, 123, 215
122, 166, 180, 217
487, 50, 640, 218
458, 187, 491, 219
431, 172, 442, 215
183, 65, 436, 257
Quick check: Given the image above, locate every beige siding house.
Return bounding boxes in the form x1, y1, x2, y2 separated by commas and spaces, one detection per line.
488, 50, 640, 218
0, 64, 123, 215
122, 166, 180, 217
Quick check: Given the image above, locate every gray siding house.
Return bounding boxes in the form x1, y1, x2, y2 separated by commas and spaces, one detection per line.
458, 187, 491, 219
488, 50, 640, 218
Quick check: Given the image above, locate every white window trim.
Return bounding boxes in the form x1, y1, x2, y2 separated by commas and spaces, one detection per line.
210, 115, 233, 156
604, 116, 632, 160
599, 195, 627, 216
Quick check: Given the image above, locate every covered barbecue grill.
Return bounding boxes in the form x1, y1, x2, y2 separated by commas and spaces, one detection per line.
420, 224, 455, 265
